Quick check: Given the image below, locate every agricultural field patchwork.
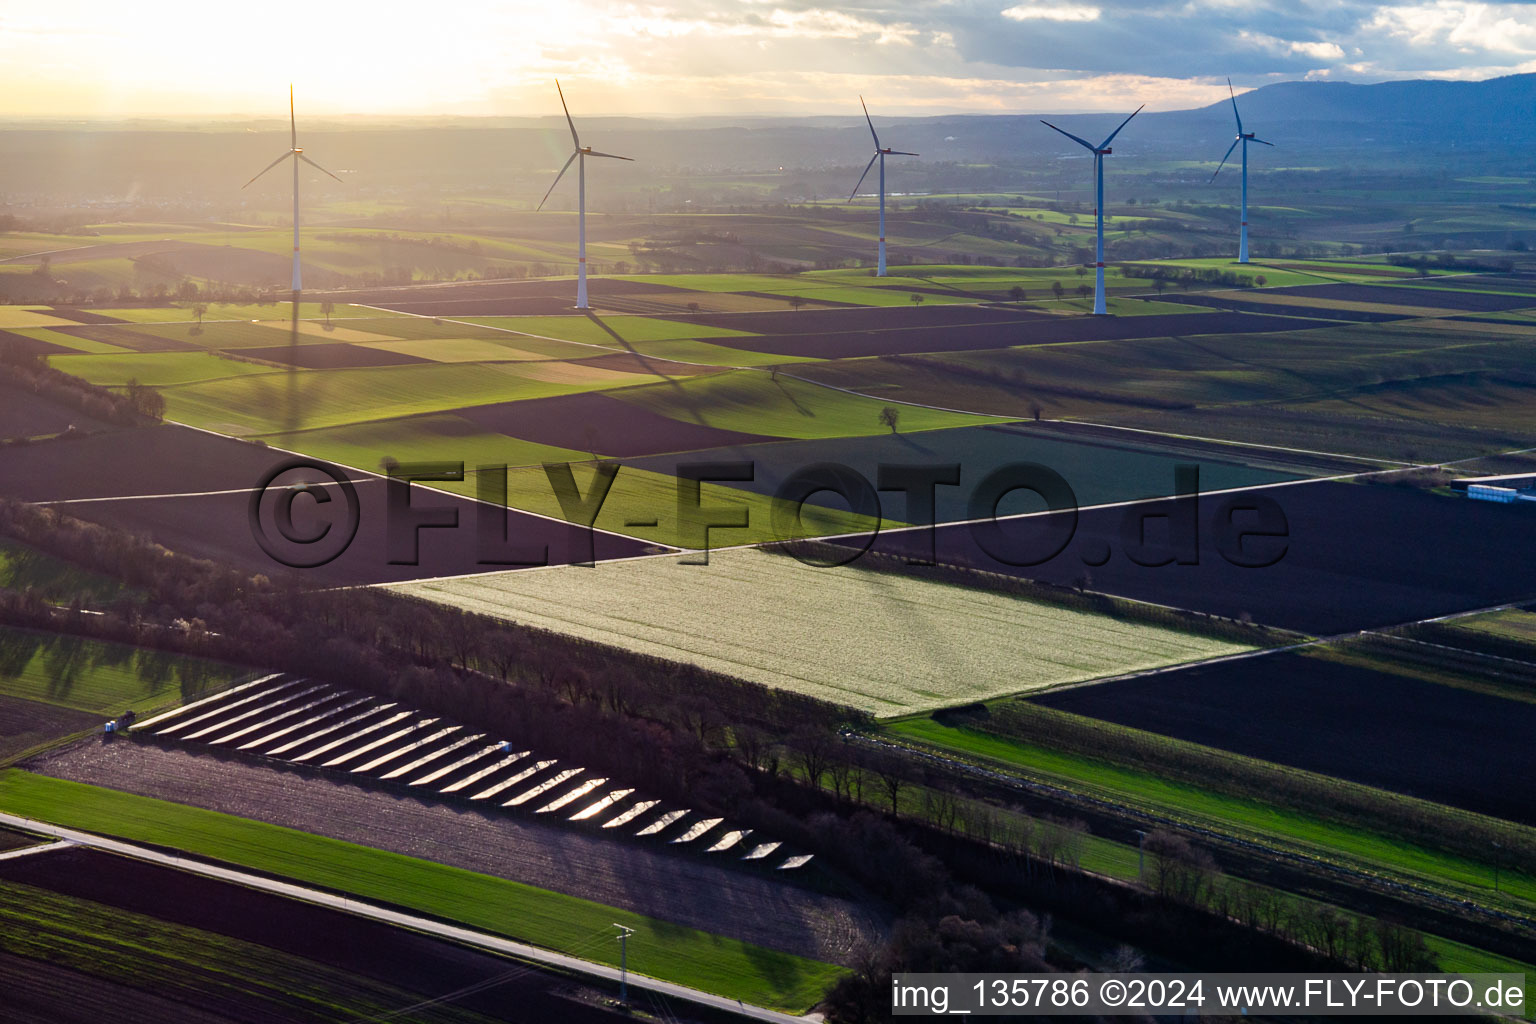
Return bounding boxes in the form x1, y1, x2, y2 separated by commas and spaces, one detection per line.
393, 547, 1253, 717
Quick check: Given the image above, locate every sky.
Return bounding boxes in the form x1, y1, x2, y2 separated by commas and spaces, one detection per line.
1, 0, 1533, 118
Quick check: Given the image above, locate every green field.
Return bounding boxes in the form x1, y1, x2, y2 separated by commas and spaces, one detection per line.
0, 540, 125, 605
888, 717, 1536, 910
1452, 608, 1536, 645
461, 314, 757, 345
611, 369, 1006, 438
161, 361, 629, 435
0, 771, 845, 1012
0, 626, 246, 716
265, 415, 882, 549
394, 548, 1251, 717
95, 302, 409, 324
49, 351, 273, 387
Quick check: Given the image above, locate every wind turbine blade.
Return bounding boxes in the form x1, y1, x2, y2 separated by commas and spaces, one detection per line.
1227, 77, 1243, 135
585, 150, 634, 161
555, 79, 580, 149
847, 152, 879, 202
537, 151, 579, 211
1210, 138, 1240, 182
290, 84, 297, 149
243, 151, 294, 189
298, 153, 343, 183
888, 150, 920, 156
1251, 137, 1275, 147
1040, 120, 1095, 151
860, 95, 881, 150
1098, 105, 1143, 150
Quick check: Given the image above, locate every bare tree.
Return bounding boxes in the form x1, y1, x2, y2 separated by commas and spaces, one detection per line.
879, 405, 901, 434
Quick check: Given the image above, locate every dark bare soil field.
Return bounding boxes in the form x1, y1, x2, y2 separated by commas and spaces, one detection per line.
0, 422, 651, 581
50, 323, 200, 352
1158, 293, 1410, 322
0, 329, 74, 357
54, 479, 652, 585
0, 384, 112, 439
622, 423, 1295, 523
238, 342, 429, 368
40, 307, 134, 325
0, 693, 97, 760
0, 846, 634, 1024
459, 391, 781, 456
0, 955, 246, 1024
1446, 274, 1536, 294
1027, 421, 1372, 476
1286, 281, 1536, 311
29, 740, 882, 964
708, 310, 1326, 359
1033, 650, 1536, 823
334, 278, 699, 318
0, 424, 341, 502
852, 479, 1536, 635
676, 302, 1032, 336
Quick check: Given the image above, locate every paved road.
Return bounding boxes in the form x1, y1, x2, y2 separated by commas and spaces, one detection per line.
0, 811, 818, 1024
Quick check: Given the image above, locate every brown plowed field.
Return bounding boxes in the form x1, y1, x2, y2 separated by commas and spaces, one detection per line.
0, 424, 340, 502
707, 310, 1326, 359
855, 479, 1536, 635
50, 323, 200, 352
38, 308, 135, 325
0, 847, 635, 1024
0, 385, 113, 440
1034, 650, 1536, 823
459, 391, 781, 456
0, 328, 74, 356
0, 694, 97, 761
1282, 282, 1536, 311
29, 739, 884, 965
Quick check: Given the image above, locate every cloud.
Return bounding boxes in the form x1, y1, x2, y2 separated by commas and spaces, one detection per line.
1, 0, 1534, 117
1239, 30, 1347, 60
1368, 2, 1536, 56
1000, 3, 1102, 22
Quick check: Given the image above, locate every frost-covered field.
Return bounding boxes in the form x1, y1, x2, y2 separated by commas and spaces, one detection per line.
393, 549, 1251, 717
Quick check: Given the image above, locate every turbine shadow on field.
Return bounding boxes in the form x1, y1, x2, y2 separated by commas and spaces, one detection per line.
580, 311, 685, 392
769, 376, 815, 420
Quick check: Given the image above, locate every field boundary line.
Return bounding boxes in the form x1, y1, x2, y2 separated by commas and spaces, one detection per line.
0, 838, 73, 861
1034, 418, 1416, 467
0, 810, 813, 1024
163, 421, 671, 550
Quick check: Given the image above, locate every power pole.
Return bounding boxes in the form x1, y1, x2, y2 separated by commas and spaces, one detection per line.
614, 923, 635, 1006
1135, 829, 1148, 882
1493, 842, 1502, 893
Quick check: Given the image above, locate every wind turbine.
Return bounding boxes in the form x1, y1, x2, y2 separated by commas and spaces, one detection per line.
242, 85, 341, 294
538, 80, 634, 310
847, 97, 917, 277
1211, 78, 1273, 264
1041, 106, 1142, 315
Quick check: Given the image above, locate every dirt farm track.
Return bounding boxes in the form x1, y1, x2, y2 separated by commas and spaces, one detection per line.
26, 738, 882, 966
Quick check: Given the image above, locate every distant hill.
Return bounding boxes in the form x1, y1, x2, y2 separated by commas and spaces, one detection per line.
1, 74, 1532, 202
1192, 73, 1536, 125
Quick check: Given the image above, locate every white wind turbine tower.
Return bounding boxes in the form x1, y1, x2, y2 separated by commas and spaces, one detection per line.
847, 97, 918, 277
1041, 106, 1142, 315
242, 85, 341, 294
538, 80, 634, 310
1211, 78, 1273, 264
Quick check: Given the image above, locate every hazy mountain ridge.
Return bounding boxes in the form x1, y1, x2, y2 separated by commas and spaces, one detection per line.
1, 74, 1531, 203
